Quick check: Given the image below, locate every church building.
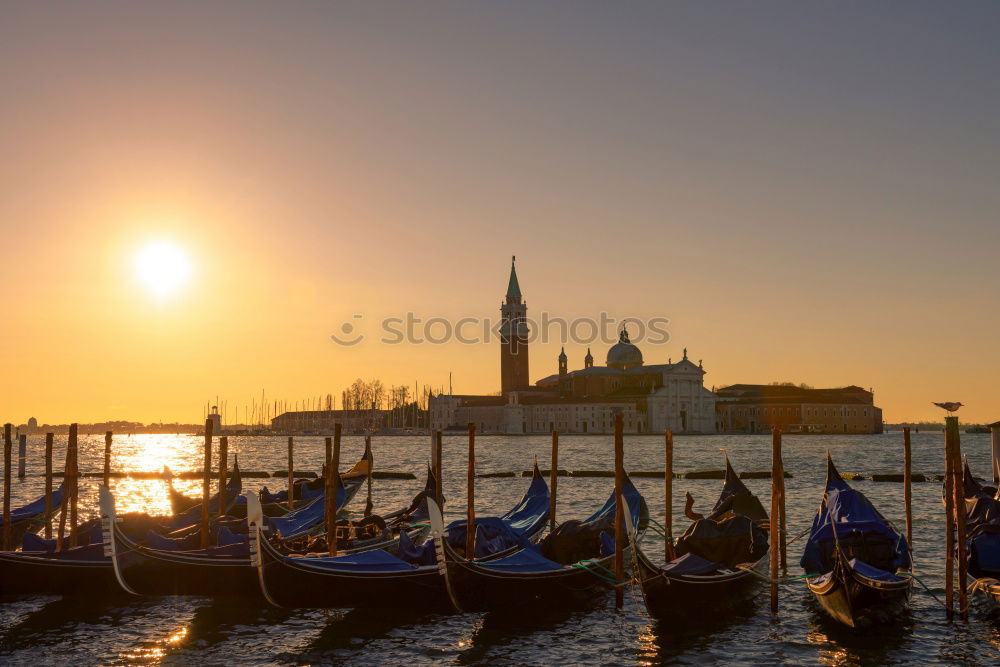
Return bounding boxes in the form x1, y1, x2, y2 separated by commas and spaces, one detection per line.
428, 260, 718, 434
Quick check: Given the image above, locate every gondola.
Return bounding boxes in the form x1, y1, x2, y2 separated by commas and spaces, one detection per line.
956, 460, 1000, 609
1, 453, 245, 595
440, 474, 648, 612
630, 458, 769, 619
802, 455, 912, 628
102, 467, 436, 597
167, 458, 244, 527
250, 464, 551, 610
0, 484, 65, 547
257, 437, 374, 505
0, 511, 172, 595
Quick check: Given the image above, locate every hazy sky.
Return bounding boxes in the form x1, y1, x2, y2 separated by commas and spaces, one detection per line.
2, 2, 998, 424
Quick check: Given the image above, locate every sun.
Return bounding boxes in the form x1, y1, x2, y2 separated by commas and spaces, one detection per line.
132, 240, 194, 299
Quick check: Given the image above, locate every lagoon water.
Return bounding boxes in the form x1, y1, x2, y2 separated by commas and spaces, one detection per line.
1, 431, 999, 665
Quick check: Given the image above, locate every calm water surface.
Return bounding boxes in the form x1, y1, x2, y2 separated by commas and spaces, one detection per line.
2, 432, 999, 665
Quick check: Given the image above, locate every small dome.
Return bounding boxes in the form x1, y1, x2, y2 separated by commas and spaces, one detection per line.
606, 329, 643, 369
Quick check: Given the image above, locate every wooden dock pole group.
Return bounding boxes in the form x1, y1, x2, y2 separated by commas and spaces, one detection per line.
944, 416, 968, 620
53, 424, 80, 550
201, 418, 213, 549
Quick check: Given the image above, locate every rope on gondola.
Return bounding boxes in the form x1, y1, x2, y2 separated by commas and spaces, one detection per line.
898, 572, 948, 609
735, 565, 817, 587
569, 559, 629, 586
783, 526, 812, 546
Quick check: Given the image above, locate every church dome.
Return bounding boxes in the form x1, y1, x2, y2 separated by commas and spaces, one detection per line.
606, 329, 643, 370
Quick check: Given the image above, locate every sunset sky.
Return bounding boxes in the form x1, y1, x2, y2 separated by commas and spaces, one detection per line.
2, 2, 998, 424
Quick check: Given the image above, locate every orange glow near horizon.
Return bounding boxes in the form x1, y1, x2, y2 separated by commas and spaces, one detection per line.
2, 4, 998, 426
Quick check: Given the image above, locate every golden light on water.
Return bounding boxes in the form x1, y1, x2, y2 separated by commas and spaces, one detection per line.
107, 434, 205, 515
131, 239, 194, 300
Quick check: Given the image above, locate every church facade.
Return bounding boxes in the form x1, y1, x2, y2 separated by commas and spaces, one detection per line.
428, 260, 717, 434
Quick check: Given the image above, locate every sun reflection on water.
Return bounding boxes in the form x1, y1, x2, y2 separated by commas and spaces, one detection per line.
100, 434, 203, 515
119, 624, 190, 664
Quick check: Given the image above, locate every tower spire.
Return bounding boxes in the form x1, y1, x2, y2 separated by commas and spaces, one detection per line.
506, 255, 522, 301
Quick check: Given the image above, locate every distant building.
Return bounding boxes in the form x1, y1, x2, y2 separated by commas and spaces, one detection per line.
715, 384, 883, 434
207, 405, 222, 435
429, 260, 716, 434
26, 417, 38, 432
271, 409, 384, 434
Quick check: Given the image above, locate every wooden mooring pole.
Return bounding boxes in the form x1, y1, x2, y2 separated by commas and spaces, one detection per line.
947, 416, 968, 619
218, 436, 228, 518
324, 434, 333, 552
17, 434, 26, 480
287, 437, 295, 511
104, 431, 113, 488
665, 429, 674, 561
44, 433, 53, 539
3, 424, 11, 551
467, 423, 476, 558
434, 430, 443, 511
68, 424, 78, 547
613, 412, 625, 610
56, 430, 73, 551
769, 426, 781, 614
903, 427, 913, 548
549, 430, 559, 531
777, 430, 787, 574
991, 422, 1000, 485
943, 423, 955, 619
328, 425, 341, 556
364, 435, 373, 517
201, 418, 213, 549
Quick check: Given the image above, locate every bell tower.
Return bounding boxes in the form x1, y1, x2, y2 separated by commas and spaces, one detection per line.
500, 256, 530, 394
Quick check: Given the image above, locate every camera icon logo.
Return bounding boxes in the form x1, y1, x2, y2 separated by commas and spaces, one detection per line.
330, 314, 365, 346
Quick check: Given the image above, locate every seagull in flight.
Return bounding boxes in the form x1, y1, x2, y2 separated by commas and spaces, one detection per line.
933, 402, 963, 413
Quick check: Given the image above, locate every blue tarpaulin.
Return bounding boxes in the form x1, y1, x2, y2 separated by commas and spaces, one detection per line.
800, 459, 910, 575
292, 548, 416, 573
478, 544, 563, 573
0, 485, 64, 526
661, 552, 720, 576
582, 477, 643, 526
266, 481, 351, 538
400, 467, 550, 565
849, 558, 906, 583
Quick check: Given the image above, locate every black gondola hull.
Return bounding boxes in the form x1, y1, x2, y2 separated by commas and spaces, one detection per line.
635, 549, 764, 619
113, 528, 257, 597
0, 551, 115, 596
808, 567, 911, 628
444, 534, 633, 612
256, 536, 451, 610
